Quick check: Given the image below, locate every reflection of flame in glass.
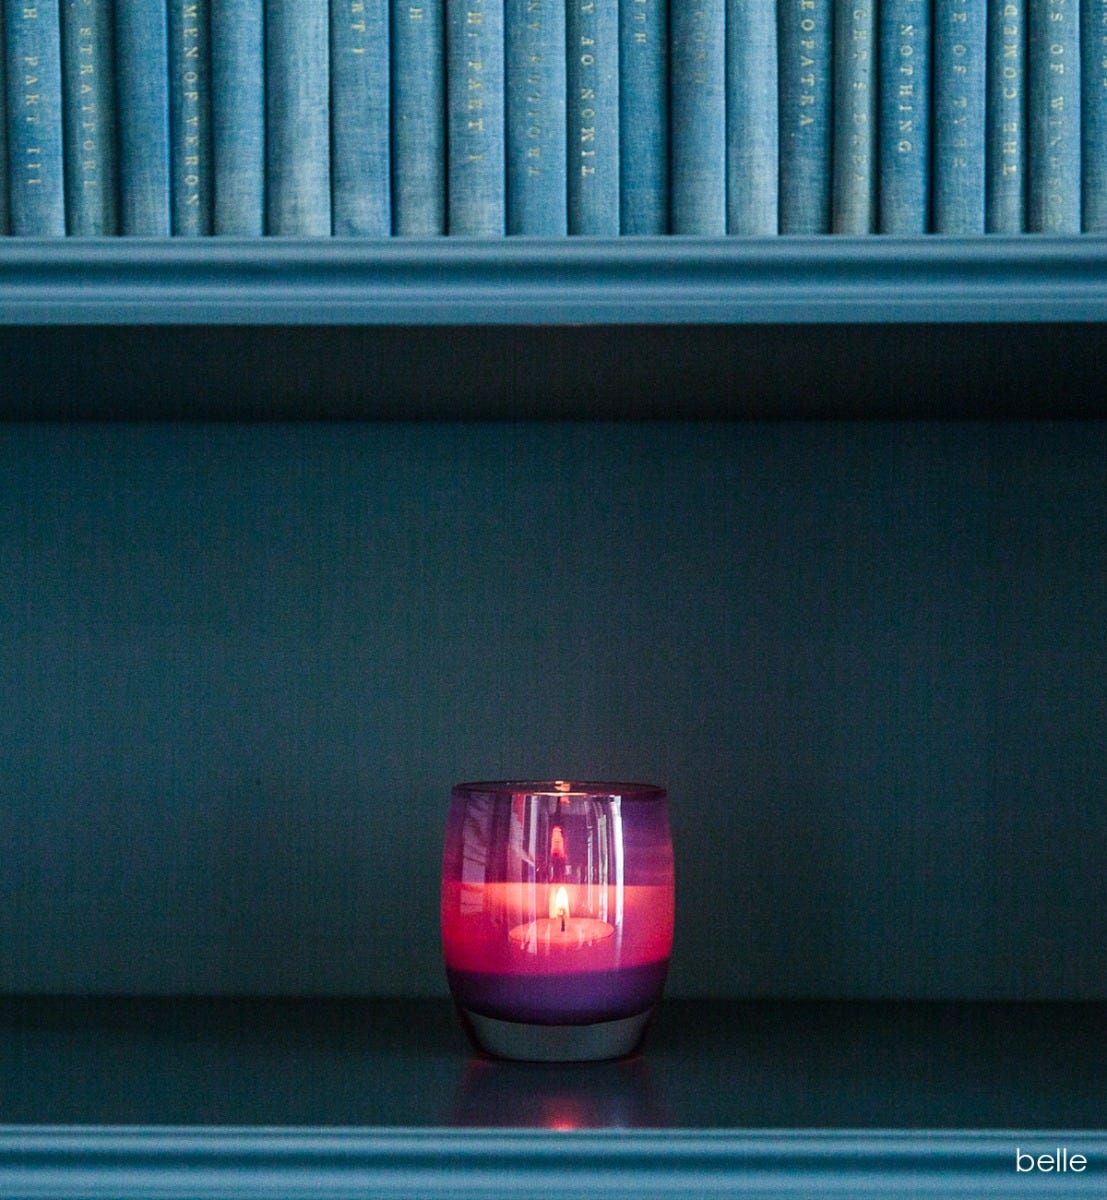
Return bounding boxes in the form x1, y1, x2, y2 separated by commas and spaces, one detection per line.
549, 825, 566, 859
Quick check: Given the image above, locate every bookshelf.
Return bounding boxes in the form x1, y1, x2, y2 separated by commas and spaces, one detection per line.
2, 997, 1107, 1197
2, 238, 1106, 1196
2, 236, 1107, 417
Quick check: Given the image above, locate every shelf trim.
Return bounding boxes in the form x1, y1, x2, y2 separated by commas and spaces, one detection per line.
1, 237, 1107, 324
1, 1126, 1104, 1199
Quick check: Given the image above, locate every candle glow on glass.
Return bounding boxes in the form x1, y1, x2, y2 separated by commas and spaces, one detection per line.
442, 781, 675, 1033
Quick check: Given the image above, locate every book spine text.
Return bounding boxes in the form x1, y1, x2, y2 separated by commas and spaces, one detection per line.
506, 0, 566, 234
831, 0, 875, 233
6, 0, 66, 235
987, 0, 1026, 232
879, 0, 930, 233
447, 0, 505, 234
778, 0, 832, 233
391, 0, 446, 234
332, 0, 391, 235
170, 0, 212, 235
62, 0, 117, 234
620, 0, 667, 233
934, 0, 986, 232
1028, 0, 1081, 231
568, 0, 618, 233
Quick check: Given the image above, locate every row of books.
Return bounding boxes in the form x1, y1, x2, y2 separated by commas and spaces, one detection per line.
0, 1, 1104, 237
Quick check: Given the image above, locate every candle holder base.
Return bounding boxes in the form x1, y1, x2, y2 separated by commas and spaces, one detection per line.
461, 1008, 653, 1062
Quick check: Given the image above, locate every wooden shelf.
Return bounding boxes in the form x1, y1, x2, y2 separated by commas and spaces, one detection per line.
6, 1127, 1101, 1200
1, 998, 1105, 1197
1, 237, 1106, 325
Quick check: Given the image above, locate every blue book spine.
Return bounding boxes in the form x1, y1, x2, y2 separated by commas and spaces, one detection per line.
61, 0, 117, 235
391, 0, 445, 234
446, 0, 504, 235
210, 0, 263, 235
1028, 0, 1080, 232
331, 0, 391, 235
5, 0, 65, 235
1082, 0, 1107, 230
619, 0, 667, 233
266, 0, 331, 236
671, 0, 724, 234
568, 0, 618, 233
169, 0, 211, 235
933, 0, 986, 233
831, 0, 875, 233
726, 0, 777, 235
0, 3, 13, 233
778, 0, 831, 233
116, 0, 170, 235
878, 0, 930, 233
505, 0, 566, 234
986, 0, 1026, 232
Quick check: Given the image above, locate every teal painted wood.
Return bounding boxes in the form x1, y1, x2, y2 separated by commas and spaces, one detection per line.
0, 238, 1106, 324
61, 0, 118, 235
211, 0, 264, 235
169, 0, 212, 235
1, 1128, 1105, 1198
987, 0, 1025, 232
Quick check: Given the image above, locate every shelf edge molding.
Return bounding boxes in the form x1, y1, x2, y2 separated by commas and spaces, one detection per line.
1, 1126, 1105, 1199
1, 237, 1107, 324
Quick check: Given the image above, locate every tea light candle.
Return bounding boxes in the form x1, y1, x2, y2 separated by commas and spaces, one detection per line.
441, 780, 675, 1061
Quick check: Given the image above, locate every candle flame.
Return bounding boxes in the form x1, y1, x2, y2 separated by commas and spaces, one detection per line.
550, 885, 570, 923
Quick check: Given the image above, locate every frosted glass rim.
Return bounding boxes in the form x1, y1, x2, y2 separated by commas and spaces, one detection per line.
452, 780, 666, 802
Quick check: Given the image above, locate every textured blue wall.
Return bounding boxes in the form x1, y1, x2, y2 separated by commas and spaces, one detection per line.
1, 420, 1104, 998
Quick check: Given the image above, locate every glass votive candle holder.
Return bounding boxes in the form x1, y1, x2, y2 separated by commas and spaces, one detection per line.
441, 780, 675, 1061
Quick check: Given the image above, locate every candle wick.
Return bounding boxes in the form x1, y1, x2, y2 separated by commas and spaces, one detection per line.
561, 914, 566, 933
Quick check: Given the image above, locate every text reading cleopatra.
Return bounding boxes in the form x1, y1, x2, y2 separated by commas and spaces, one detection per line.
1016, 1147, 1088, 1173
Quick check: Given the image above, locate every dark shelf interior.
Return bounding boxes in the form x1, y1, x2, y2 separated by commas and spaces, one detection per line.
2, 997, 1104, 1130
2, 321, 1107, 419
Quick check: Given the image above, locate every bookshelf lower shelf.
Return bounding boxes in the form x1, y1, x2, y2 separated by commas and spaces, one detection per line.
0, 997, 1104, 1197
2, 238, 1105, 417
5, 1126, 1102, 1200
1, 237, 1106, 325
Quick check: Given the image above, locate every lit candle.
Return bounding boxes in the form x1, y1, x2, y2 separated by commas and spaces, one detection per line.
441, 780, 675, 1061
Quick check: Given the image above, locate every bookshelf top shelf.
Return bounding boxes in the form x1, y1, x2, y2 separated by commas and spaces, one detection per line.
3, 237, 1107, 326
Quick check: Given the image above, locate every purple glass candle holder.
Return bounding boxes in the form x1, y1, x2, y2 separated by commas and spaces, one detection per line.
441, 780, 675, 1061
